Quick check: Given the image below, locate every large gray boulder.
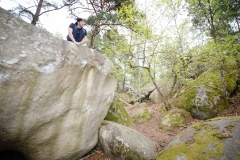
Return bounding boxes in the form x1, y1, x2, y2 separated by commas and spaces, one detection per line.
0, 8, 117, 160
130, 83, 157, 104
99, 121, 157, 160
175, 68, 238, 120
157, 116, 240, 160
149, 89, 161, 103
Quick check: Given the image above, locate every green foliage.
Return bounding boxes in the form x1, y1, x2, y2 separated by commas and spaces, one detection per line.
202, 36, 240, 69
116, 2, 151, 37
186, 0, 240, 38
81, 0, 143, 48
88, 0, 239, 111
196, 68, 238, 93
53, 32, 63, 39
91, 28, 134, 84
86, 10, 118, 26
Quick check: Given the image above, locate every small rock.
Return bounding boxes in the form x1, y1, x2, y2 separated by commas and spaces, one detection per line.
20, 54, 27, 58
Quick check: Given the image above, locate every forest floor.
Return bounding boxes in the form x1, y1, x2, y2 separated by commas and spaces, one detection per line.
81, 90, 240, 160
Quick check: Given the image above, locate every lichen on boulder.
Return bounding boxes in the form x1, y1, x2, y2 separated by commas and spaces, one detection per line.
157, 116, 240, 160
105, 97, 132, 126
0, 8, 117, 160
99, 121, 157, 160
149, 89, 161, 103
158, 109, 190, 131
176, 68, 238, 120
132, 108, 154, 124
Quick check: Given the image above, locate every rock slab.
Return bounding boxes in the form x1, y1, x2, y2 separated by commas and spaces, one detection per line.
157, 116, 240, 160
0, 8, 117, 160
176, 68, 238, 120
99, 121, 157, 160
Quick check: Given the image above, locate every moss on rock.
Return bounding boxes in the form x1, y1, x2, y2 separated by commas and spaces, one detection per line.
105, 97, 132, 126
99, 122, 157, 160
196, 68, 238, 93
116, 92, 131, 104
157, 124, 225, 160
237, 154, 240, 160
158, 109, 190, 131
157, 116, 240, 160
111, 138, 142, 160
132, 108, 154, 124
176, 68, 238, 120
159, 106, 167, 113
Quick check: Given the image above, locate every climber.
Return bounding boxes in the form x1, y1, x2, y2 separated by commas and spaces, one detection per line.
67, 18, 87, 45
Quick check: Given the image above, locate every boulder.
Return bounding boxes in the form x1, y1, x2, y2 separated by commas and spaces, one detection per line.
130, 83, 157, 104
149, 89, 161, 103
99, 121, 157, 160
0, 8, 117, 160
157, 116, 240, 160
158, 109, 190, 131
105, 97, 132, 126
176, 68, 238, 120
117, 83, 135, 93
116, 92, 131, 104
132, 108, 154, 124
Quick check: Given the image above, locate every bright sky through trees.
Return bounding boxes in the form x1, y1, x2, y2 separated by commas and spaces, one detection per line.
0, 0, 88, 38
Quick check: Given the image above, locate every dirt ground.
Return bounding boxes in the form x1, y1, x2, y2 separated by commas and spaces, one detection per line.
125, 103, 203, 154
81, 90, 240, 160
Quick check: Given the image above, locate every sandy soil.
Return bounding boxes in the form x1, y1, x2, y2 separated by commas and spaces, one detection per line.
125, 103, 201, 153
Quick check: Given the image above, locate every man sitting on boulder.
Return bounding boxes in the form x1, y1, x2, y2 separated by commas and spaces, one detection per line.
67, 18, 87, 45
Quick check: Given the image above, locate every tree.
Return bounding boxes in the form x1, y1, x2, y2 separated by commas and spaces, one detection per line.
218, 0, 240, 33
68, 0, 146, 48
9, 0, 75, 26
186, 0, 240, 103
54, 31, 63, 39
118, 0, 187, 109
186, 0, 240, 39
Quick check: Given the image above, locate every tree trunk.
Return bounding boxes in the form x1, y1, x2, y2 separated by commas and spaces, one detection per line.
90, 25, 100, 48
31, 0, 43, 25
169, 73, 178, 98
236, 16, 240, 32
147, 68, 171, 110
219, 64, 227, 105
90, 34, 95, 48
207, 0, 216, 39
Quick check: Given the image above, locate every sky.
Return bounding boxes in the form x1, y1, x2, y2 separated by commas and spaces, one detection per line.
0, 0, 87, 38
0, 0, 197, 43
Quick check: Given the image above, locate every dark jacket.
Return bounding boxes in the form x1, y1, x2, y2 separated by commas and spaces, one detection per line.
67, 23, 87, 42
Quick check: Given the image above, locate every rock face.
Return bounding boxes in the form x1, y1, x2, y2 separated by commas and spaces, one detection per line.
99, 121, 157, 160
176, 69, 238, 120
105, 97, 132, 126
0, 8, 117, 160
158, 109, 190, 131
157, 116, 240, 160
149, 89, 161, 103
130, 83, 157, 104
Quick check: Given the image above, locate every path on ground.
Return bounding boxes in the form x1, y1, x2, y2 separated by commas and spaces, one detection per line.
125, 102, 199, 153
